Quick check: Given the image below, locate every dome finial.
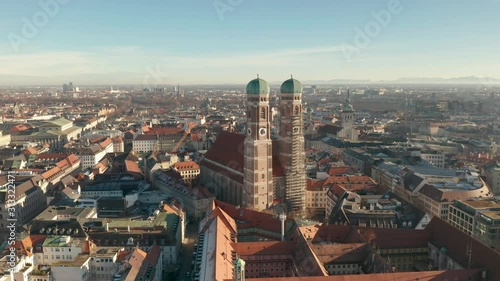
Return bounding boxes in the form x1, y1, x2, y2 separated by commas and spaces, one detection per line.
257, 74, 259, 79
291, 74, 293, 79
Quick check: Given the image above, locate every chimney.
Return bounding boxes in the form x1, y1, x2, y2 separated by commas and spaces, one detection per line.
105, 223, 109, 232
127, 225, 131, 232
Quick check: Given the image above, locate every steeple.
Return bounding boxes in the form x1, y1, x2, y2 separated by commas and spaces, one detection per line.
244, 76, 273, 211
233, 258, 246, 281
279, 77, 306, 214
343, 88, 354, 112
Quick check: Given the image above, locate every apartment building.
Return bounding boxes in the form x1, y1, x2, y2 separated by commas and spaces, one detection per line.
0, 175, 48, 237
132, 134, 158, 153
173, 161, 200, 184
448, 198, 500, 249
483, 161, 500, 196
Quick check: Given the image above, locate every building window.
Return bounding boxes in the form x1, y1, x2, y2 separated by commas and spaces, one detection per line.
260, 108, 266, 119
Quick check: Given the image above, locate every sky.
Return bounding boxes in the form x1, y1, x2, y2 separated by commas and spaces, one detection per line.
1, 0, 500, 85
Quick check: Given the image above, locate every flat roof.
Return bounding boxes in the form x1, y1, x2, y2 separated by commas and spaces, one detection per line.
460, 198, 500, 209
52, 254, 90, 267
481, 211, 500, 220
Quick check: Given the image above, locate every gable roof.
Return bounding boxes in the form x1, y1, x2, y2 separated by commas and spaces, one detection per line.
239, 269, 483, 281
355, 227, 429, 249
203, 131, 245, 173
425, 217, 500, 280
40, 118, 72, 127
317, 124, 343, 135
214, 200, 294, 237
173, 161, 199, 171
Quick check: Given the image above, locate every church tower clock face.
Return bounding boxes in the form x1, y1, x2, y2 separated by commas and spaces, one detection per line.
259, 128, 267, 136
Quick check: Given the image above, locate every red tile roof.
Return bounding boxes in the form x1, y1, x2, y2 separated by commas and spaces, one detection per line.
203, 131, 245, 173
143, 126, 184, 135
42, 166, 63, 180
324, 175, 376, 193
301, 224, 354, 244
43, 154, 80, 180
210, 206, 237, 234
134, 134, 157, 141
99, 138, 112, 149
233, 241, 295, 256
144, 244, 161, 265
125, 160, 142, 175
22, 147, 39, 155
328, 184, 348, 199
125, 248, 147, 281
22, 235, 47, 254
65, 154, 80, 167
354, 227, 429, 249
311, 243, 369, 264
173, 161, 200, 171
425, 217, 500, 280
239, 269, 483, 281
307, 179, 327, 191
9, 124, 32, 132
214, 200, 293, 236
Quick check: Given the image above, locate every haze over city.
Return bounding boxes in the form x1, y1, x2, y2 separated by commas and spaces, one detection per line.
1, 1, 500, 281
1, 0, 500, 85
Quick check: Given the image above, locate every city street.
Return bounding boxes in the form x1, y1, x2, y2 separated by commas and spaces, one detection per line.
176, 222, 199, 281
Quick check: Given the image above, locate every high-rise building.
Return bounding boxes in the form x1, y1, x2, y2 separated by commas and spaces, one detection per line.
63, 82, 74, 93
278, 77, 306, 213
243, 76, 274, 211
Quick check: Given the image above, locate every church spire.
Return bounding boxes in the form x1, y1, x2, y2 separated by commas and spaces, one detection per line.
343, 88, 354, 112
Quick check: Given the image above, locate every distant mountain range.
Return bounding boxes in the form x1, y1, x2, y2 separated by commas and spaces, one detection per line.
389, 76, 500, 84
0, 75, 499, 86
299, 76, 500, 85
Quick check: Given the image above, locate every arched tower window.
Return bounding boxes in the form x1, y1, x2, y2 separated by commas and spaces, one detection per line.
294, 106, 299, 115
260, 108, 266, 119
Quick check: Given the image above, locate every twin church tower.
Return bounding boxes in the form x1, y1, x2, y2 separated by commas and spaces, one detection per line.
243, 76, 306, 214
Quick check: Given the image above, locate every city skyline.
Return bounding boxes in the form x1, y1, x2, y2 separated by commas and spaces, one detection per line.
1, 0, 500, 85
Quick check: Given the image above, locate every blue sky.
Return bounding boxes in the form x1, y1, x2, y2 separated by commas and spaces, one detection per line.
1, 0, 499, 85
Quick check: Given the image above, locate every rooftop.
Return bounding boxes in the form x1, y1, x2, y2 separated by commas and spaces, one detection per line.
42, 235, 72, 247
238, 269, 483, 281
460, 198, 500, 209
40, 118, 72, 128
51, 254, 90, 267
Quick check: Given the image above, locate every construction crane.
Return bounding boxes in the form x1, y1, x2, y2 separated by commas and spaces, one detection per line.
171, 123, 196, 154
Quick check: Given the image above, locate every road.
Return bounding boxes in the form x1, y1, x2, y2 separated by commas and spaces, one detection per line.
176, 222, 198, 281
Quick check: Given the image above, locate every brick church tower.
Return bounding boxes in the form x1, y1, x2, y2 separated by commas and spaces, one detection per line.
243, 76, 274, 211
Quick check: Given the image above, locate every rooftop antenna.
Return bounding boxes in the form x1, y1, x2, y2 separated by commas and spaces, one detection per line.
291, 74, 293, 79
257, 74, 259, 79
